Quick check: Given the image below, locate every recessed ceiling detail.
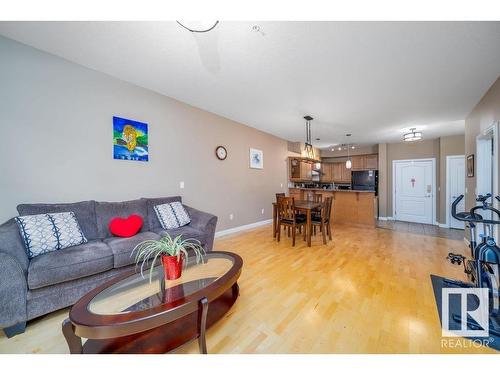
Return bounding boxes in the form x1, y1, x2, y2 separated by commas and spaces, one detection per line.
0, 21, 498, 146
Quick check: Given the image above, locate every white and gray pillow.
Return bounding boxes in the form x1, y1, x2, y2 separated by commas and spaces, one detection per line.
15, 212, 87, 258
154, 202, 191, 230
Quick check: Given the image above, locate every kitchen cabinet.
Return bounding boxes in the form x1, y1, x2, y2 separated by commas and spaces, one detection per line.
289, 158, 313, 181
364, 154, 378, 170
351, 154, 378, 171
300, 161, 312, 181
332, 163, 342, 182
340, 163, 352, 182
320, 163, 333, 182
331, 162, 351, 183
351, 156, 364, 170
289, 188, 302, 201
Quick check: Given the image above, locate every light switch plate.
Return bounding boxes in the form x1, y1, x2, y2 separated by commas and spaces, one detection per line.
180, 181, 185, 189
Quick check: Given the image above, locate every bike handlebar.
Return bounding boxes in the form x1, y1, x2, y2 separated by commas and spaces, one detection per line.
452, 194, 500, 225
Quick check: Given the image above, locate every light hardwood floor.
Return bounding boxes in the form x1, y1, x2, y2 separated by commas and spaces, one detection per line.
0, 224, 495, 354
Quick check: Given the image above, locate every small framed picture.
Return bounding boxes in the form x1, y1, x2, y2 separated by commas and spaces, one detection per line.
249, 148, 264, 169
467, 154, 474, 177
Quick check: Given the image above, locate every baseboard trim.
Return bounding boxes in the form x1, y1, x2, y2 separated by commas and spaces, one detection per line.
438, 222, 449, 228
215, 219, 272, 238
378, 216, 395, 221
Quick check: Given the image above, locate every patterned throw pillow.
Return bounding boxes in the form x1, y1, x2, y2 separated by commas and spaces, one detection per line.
15, 212, 87, 258
154, 202, 191, 230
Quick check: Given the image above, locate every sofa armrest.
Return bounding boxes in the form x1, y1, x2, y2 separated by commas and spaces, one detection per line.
184, 206, 218, 252
0, 251, 28, 328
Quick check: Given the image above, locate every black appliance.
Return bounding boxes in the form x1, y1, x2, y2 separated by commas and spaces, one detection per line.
351, 170, 378, 193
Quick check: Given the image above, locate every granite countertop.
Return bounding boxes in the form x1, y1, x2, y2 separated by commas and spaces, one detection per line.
290, 187, 375, 193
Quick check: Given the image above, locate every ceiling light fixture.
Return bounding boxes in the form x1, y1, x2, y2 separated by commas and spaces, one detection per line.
403, 128, 422, 142
303, 116, 314, 159
176, 21, 219, 33
345, 134, 352, 169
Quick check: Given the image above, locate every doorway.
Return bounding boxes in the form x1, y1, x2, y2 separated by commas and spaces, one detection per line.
476, 122, 499, 238
393, 158, 436, 224
446, 155, 465, 229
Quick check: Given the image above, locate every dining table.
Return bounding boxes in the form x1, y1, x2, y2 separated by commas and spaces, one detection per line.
272, 200, 323, 247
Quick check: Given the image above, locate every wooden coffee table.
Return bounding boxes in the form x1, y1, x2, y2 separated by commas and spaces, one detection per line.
62, 251, 242, 354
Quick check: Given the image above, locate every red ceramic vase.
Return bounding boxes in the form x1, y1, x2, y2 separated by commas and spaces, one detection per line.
161, 254, 184, 280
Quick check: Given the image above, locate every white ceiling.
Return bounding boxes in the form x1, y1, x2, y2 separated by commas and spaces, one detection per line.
1, 21, 499, 147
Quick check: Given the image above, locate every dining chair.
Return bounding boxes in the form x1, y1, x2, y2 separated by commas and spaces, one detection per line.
274, 193, 286, 237
276, 197, 306, 246
311, 196, 333, 244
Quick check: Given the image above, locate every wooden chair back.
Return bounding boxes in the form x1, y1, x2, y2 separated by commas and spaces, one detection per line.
313, 194, 323, 203
275, 193, 285, 202
277, 196, 296, 222
324, 196, 333, 221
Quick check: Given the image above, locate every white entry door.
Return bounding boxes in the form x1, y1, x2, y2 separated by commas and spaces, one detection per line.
447, 156, 465, 229
394, 159, 434, 224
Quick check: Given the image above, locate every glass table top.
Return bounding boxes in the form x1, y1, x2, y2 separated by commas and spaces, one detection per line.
88, 253, 235, 316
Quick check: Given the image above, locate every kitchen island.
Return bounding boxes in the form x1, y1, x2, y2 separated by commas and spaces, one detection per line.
289, 188, 377, 227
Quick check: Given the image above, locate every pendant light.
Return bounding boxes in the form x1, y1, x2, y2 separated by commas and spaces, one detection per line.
345, 134, 352, 169
303, 115, 315, 159
403, 128, 422, 142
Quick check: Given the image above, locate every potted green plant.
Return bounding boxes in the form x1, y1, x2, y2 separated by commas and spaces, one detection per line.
131, 233, 206, 281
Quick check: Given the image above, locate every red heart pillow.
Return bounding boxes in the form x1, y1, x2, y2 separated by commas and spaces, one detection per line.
109, 214, 143, 237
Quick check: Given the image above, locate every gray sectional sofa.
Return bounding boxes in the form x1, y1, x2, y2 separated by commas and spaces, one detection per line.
0, 196, 217, 337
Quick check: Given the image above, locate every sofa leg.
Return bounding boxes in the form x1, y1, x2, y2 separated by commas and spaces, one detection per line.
3, 322, 26, 338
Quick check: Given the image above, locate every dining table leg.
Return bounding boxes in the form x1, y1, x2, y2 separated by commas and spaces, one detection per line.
306, 208, 312, 247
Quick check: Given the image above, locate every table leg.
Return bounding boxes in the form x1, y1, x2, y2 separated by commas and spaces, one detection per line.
62, 318, 82, 354
198, 297, 209, 354
232, 282, 240, 300
272, 204, 277, 238
307, 209, 312, 247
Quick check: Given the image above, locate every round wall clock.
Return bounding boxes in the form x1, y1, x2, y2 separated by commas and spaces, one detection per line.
215, 146, 227, 160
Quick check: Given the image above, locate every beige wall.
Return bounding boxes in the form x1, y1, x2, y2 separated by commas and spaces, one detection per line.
464, 77, 500, 212
439, 135, 465, 223
0, 36, 289, 231
378, 143, 388, 217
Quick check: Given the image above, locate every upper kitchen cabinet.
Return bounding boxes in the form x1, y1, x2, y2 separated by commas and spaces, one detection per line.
351, 156, 364, 170
351, 154, 378, 171
332, 162, 351, 183
289, 157, 313, 181
320, 163, 333, 182
364, 154, 378, 170
340, 163, 352, 182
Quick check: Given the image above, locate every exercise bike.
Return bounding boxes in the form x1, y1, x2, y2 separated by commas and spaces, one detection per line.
446, 194, 500, 331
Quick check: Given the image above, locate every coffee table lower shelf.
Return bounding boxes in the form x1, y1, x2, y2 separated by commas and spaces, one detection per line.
63, 283, 239, 354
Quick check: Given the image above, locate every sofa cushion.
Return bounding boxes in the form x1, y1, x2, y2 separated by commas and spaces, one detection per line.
95, 199, 149, 239
154, 202, 191, 230
15, 212, 87, 259
143, 196, 182, 230
17, 200, 98, 240
27, 240, 113, 290
154, 226, 206, 247
104, 231, 161, 268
